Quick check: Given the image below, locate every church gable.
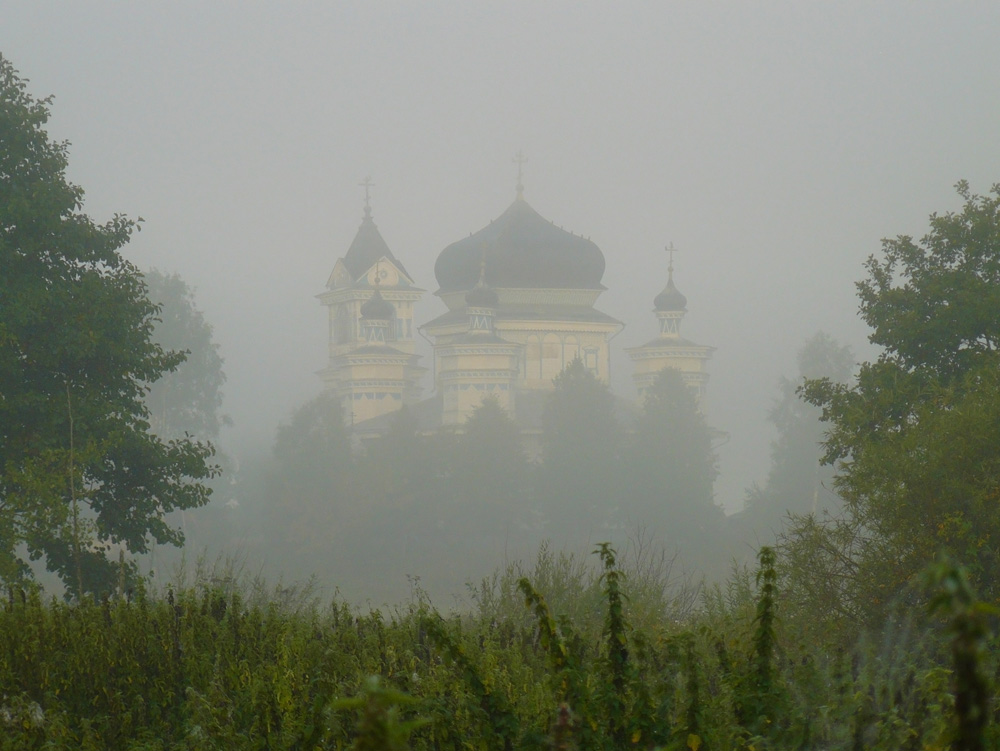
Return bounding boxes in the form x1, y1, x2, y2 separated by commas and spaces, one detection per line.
327, 259, 353, 290
326, 255, 417, 293
358, 256, 415, 289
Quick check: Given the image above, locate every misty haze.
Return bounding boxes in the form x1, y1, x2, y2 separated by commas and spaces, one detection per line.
3, 3, 1000, 749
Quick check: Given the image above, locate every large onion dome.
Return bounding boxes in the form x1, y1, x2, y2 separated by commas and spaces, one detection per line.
434, 199, 605, 293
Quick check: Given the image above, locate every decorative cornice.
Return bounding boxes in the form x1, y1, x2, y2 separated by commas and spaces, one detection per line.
440, 369, 520, 381
318, 288, 424, 305
625, 346, 714, 360
438, 345, 522, 356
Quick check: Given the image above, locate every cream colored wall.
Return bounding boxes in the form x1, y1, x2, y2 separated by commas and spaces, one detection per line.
631, 351, 708, 379
627, 345, 712, 409
346, 390, 405, 424
495, 324, 616, 388
436, 344, 520, 425
338, 357, 410, 424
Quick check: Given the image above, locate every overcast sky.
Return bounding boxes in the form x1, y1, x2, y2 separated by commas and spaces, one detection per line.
4, 2, 999, 511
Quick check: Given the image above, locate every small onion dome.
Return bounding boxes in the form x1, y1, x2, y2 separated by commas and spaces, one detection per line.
465, 281, 500, 308
654, 277, 687, 312
361, 289, 394, 320
435, 199, 605, 293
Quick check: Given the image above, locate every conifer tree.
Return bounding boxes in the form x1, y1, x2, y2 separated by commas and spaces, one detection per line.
627, 368, 721, 559
539, 359, 621, 543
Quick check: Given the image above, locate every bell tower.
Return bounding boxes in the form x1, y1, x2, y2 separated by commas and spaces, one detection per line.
317, 181, 425, 424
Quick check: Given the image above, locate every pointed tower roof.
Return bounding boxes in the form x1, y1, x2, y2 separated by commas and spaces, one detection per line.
342, 206, 411, 281
342, 176, 409, 283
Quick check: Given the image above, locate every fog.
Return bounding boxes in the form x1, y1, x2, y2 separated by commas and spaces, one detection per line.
5, 3, 1000, 598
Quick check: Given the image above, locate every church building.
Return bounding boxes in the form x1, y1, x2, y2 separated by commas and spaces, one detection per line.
318, 172, 713, 431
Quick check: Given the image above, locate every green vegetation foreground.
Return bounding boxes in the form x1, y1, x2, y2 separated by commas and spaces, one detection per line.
0, 546, 996, 750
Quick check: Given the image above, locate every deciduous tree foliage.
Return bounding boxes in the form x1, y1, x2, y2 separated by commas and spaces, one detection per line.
856, 181, 1000, 381
792, 181, 1000, 620
0, 55, 216, 593
143, 269, 229, 441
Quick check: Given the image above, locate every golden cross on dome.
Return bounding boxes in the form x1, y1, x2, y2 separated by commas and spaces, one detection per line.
512, 151, 527, 199
359, 176, 374, 215
665, 242, 678, 280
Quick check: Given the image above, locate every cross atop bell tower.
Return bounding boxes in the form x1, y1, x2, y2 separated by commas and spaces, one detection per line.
318, 179, 426, 424
359, 176, 374, 218
512, 151, 527, 200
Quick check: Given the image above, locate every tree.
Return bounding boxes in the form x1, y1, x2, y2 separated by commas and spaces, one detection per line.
0, 55, 216, 594
744, 333, 853, 535
855, 181, 1000, 382
140, 270, 234, 556
265, 392, 354, 554
788, 181, 1000, 621
538, 358, 622, 542
143, 269, 229, 441
353, 405, 443, 521
450, 396, 532, 533
626, 368, 721, 549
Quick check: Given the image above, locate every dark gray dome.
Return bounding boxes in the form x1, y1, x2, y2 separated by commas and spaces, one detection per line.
434, 199, 605, 293
654, 277, 687, 312
360, 290, 394, 320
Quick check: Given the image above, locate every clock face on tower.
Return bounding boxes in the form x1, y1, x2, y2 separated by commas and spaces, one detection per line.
369, 263, 399, 287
